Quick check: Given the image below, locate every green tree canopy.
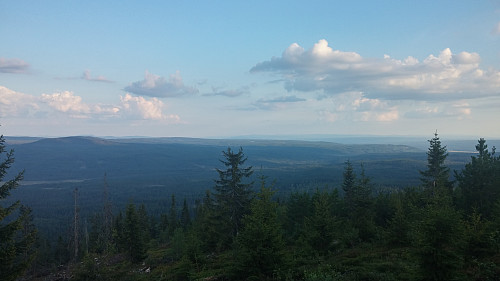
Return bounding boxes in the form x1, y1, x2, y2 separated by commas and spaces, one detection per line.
420, 132, 452, 196
456, 138, 500, 218
213, 147, 254, 247
233, 177, 287, 280
0, 134, 37, 281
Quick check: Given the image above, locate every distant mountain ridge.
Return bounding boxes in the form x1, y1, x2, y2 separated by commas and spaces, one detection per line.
4, 135, 484, 194
5, 135, 477, 237
31, 136, 118, 146
5, 136, 423, 184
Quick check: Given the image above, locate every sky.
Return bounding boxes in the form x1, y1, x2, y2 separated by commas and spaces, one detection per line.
1, 1, 500, 139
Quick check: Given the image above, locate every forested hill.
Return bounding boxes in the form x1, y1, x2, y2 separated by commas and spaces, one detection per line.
5, 135, 500, 280
7, 135, 423, 183
3, 136, 476, 229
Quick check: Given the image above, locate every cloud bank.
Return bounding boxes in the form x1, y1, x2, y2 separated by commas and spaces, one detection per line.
120, 94, 180, 121
0, 86, 38, 117
124, 71, 198, 98
1, 85, 179, 122
251, 39, 500, 101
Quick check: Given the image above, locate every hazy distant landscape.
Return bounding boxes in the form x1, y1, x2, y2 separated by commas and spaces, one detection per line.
3, 1, 500, 279
5, 135, 497, 240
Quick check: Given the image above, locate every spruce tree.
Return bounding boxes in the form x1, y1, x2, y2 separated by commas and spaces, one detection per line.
0, 133, 37, 281
195, 190, 220, 252
213, 147, 253, 247
233, 177, 286, 279
284, 191, 313, 242
124, 203, 147, 262
341, 161, 374, 241
168, 194, 178, 237
342, 160, 356, 209
420, 132, 452, 196
415, 199, 465, 281
456, 138, 500, 218
302, 190, 340, 256
180, 198, 191, 228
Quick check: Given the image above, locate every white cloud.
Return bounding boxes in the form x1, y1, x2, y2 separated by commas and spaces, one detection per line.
251, 39, 500, 101
120, 93, 180, 121
124, 71, 198, 98
0, 57, 30, 73
41, 91, 91, 114
1, 85, 180, 124
349, 93, 399, 121
0, 86, 38, 117
315, 92, 399, 123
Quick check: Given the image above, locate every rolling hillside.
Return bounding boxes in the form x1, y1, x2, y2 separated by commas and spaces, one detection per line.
3, 135, 479, 240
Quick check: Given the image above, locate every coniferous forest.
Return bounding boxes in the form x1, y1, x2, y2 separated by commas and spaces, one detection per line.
2, 133, 500, 281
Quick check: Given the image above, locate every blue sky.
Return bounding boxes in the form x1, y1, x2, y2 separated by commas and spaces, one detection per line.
1, 1, 500, 138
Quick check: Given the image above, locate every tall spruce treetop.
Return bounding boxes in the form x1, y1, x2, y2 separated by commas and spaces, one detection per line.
342, 160, 356, 212
214, 147, 254, 240
342, 160, 356, 197
420, 132, 451, 194
233, 176, 286, 279
0, 133, 36, 281
456, 138, 500, 217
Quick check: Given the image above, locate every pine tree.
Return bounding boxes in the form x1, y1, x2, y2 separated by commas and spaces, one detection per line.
0, 133, 37, 281
415, 199, 465, 281
302, 189, 341, 256
342, 160, 356, 210
194, 190, 220, 252
112, 211, 125, 252
213, 147, 254, 247
54, 236, 70, 265
284, 191, 313, 242
124, 203, 147, 262
420, 132, 452, 196
101, 173, 113, 253
341, 161, 374, 241
180, 198, 191, 228
456, 138, 500, 218
168, 194, 178, 237
233, 177, 286, 279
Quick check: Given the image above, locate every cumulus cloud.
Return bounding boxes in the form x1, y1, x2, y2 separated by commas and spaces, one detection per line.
1, 85, 180, 123
81, 70, 113, 83
41, 91, 91, 114
120, 93, 180, 121
0, 57, 30, 73
40, 91, 178, 120
124, 71, 198, 98
317, 92, 399, 123
40, 91, 120, 119
0, 86, 38, 117
349, 92, 399, 121
251, 39, 500, 101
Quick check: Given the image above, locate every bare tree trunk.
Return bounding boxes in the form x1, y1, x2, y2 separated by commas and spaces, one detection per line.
73, 188, 79, 261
